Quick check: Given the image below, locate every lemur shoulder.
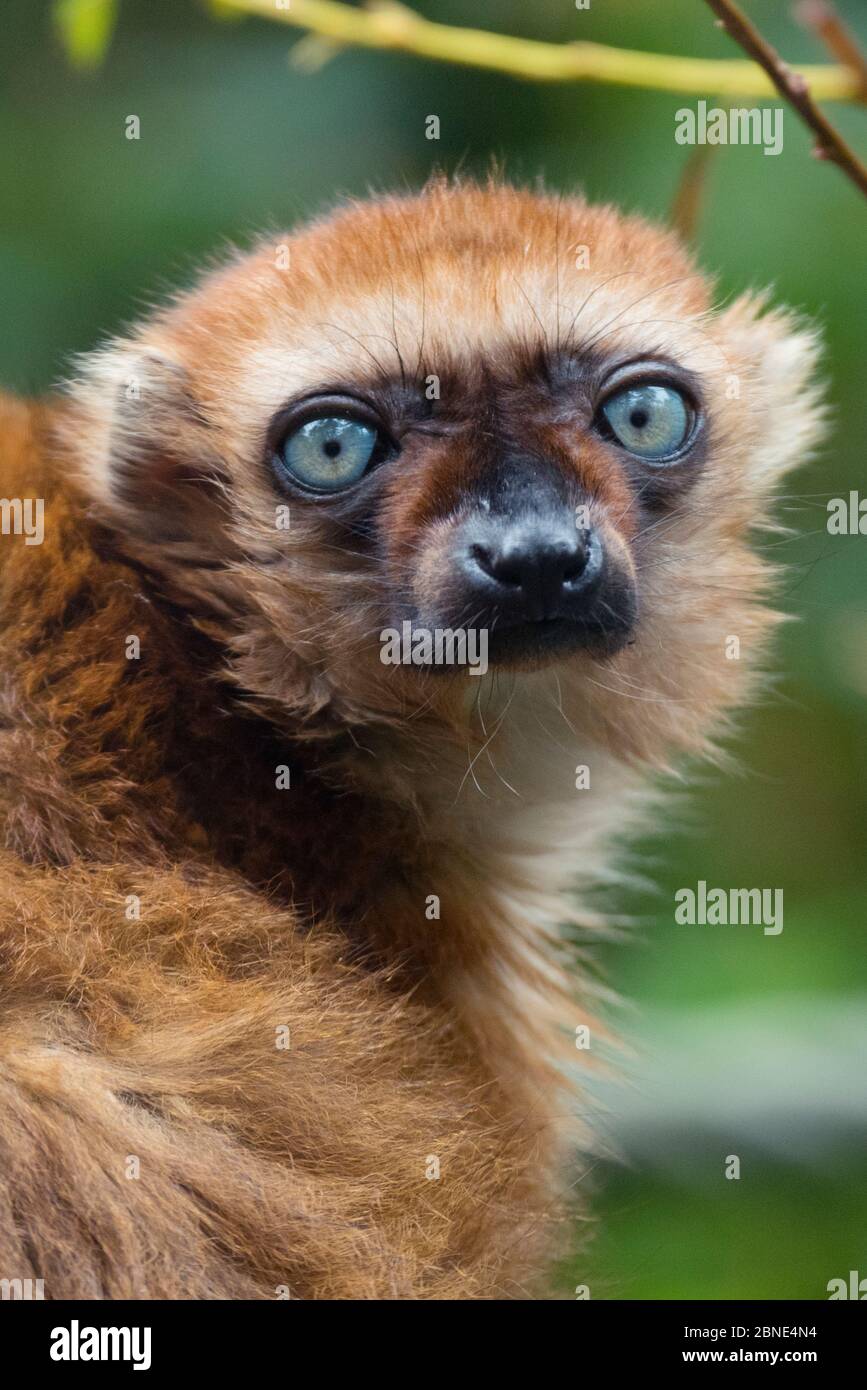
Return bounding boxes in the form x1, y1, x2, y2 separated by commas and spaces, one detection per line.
0, 181, 823, 1299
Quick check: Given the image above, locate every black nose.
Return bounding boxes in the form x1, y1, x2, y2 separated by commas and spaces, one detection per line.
461, 515, 603, 624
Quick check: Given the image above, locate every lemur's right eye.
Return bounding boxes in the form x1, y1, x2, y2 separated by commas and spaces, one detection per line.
597, 380, 694, 462
276, 414, 387, 493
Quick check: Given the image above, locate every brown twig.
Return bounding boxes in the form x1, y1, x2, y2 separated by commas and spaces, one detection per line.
795, 0, 867, 100
671, 143, 719, 243
704, 0, 867, 199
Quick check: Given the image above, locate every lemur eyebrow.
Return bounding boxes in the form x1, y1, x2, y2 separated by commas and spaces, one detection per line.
275, 379, 434, 419
271, 347, 704, 440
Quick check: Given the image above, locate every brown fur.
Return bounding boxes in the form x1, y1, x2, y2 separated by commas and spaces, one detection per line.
0, 180, 823, 1298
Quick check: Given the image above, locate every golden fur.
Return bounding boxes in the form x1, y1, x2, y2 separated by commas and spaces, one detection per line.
0, 181, 823, 1298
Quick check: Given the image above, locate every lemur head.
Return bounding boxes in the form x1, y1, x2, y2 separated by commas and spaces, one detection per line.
66, 181, 823, 765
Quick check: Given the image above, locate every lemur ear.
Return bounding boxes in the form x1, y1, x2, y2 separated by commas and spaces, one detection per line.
715, 294, 827, 490
70, 346, 233, 558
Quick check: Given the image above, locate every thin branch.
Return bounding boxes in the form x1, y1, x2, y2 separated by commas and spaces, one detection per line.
795, 0, 867, 100
670, 144, 718, 243
213, 0, 860, 100
704, 0, 867, 199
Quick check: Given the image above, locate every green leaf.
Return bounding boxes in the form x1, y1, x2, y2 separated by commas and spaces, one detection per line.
53, 0, 119, 70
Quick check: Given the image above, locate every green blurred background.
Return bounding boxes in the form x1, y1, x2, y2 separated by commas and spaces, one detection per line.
2, 0, 865, 1299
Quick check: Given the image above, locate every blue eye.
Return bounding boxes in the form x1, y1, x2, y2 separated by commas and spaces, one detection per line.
278, 415, 381, 492
600, 383, 692, 461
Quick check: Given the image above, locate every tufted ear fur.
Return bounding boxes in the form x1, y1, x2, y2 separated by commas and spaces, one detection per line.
66, 346, 236, 567
714, 293, 827, 496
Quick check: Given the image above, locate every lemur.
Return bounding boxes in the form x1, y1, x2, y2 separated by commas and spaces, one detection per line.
0, 180, 823, 1299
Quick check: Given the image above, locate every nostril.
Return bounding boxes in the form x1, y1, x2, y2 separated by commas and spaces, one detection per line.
468, 542, 492, 575
560, 545, 590, 584
469, 542, 522, 588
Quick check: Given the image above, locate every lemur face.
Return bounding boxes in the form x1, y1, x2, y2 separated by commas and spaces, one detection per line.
70, 182, 822, 742
265, 348, 659, 669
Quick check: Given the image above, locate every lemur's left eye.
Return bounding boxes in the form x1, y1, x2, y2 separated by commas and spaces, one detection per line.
278, 415, 382, 492
599, 383, 692, 461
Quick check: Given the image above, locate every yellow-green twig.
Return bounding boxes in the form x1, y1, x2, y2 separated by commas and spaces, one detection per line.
213, 0, 860, 101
